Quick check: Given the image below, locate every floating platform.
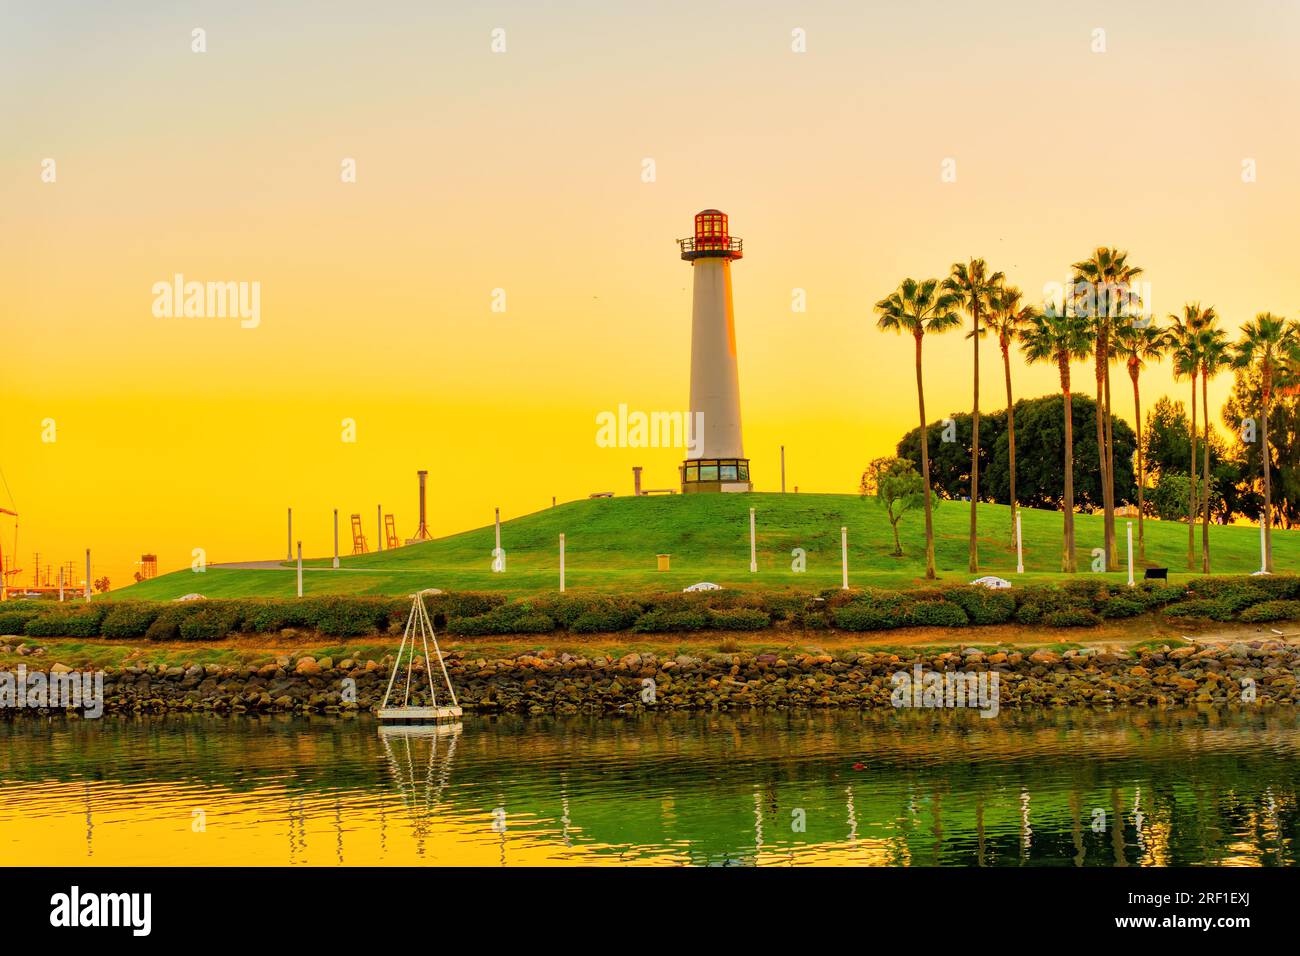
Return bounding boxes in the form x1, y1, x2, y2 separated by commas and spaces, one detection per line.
378, 720, 463, 738
377, 705, 462, 724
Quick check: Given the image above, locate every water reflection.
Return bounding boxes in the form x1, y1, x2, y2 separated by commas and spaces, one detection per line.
0, 708, 1296, 866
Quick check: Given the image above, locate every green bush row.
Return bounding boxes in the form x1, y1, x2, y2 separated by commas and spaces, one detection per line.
5, 575, 1300, 641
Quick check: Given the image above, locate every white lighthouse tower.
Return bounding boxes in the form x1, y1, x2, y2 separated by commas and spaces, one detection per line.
679, 209, 751, 493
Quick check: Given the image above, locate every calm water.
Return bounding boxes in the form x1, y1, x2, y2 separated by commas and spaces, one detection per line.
1, 709, 1297, 866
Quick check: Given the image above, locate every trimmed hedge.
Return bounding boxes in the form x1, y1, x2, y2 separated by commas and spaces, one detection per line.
100, 603, 161, 639
0, 610, 40, 634
4, 575, 1300, 640
1240, 600, 1300, 623
25, 606, 107, 638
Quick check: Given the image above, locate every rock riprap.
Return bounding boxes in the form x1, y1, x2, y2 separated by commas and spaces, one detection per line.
1, 641, 1298, 716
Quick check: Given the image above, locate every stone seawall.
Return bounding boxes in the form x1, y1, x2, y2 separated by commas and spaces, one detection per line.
2, 640, 1299, 716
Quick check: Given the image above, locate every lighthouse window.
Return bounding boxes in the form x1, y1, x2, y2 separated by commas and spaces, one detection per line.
699, 464, 719, 481
720, 464, 738, 481
685, 465, 699, 481
738, 462, 749, 480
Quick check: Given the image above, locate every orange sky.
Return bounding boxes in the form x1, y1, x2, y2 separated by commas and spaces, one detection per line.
3, 1, 1299, 587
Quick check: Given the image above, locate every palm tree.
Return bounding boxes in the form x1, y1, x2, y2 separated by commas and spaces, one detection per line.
1232, 313, 1300, 572
1197, 325, 1230, 572
1111, 319, 1166, 562
1019, 300, 1093, 572
875, 277, 964, 579
943, 259, 1003, 573
1071, 247, 1144, 571
1168, 304, 1215, 569
985, 283, 1039, 545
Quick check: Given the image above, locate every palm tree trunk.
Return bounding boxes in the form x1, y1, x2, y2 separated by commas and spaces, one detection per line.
1094, 353, 1110, 568
1201, 372, 1211, 573
1130, 366, 1145, 562
915, 334, 936, 579
1103, 344, 1117, 570
1263, 365, 1274, 573
969, 304, 980, 573
1188, 372, 1198, 570
1061, 359, 1076, 573
1002, 340, 1017, 545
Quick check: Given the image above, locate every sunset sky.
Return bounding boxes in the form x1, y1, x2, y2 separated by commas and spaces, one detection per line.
3, 0, 1299, 587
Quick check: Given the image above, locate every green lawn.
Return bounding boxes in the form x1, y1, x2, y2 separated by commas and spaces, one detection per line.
108, 493, 1286, 601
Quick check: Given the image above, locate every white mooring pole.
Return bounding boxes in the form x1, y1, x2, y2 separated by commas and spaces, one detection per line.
495, 508, 502, 570
296, 541, 303, 597
841, 526, 849, 590
1261, 518, 1267, 573
1015, 511, 1024, 574
559, 533, 566, 592
749, 507, 757, 573
333, 509, 340, 569
58, 566, 64, 602
1126, 521, 1134, 587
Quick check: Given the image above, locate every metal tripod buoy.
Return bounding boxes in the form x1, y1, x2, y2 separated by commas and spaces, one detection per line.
377, 590, 462, 724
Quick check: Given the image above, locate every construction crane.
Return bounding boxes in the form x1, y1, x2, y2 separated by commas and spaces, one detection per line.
0, 508, 18, 602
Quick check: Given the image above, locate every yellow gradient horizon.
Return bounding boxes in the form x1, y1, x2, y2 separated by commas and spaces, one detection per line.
3, 1, 1298, 587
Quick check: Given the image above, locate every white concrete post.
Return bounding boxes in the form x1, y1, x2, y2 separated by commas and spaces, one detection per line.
493, 508, 503, 573
1126, 521, 1134, 587
841, 527, 849, 590
1015, 512, 1024, 574
296, 541, 303, 597
58, 566, 64, 602
749, 507, 757, 573
559, 533, 566, 593
1261, 519, 1267, 573
333, 509, 340, 569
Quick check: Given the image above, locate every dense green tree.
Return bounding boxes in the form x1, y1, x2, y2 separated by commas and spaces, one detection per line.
896, 394, 1135, 513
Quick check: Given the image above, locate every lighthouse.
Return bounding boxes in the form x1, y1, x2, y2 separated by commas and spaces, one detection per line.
679, 209, 752, 493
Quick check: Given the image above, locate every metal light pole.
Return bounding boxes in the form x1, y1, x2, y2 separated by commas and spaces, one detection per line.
559, 533, 566, 593
333, 509, 340, 569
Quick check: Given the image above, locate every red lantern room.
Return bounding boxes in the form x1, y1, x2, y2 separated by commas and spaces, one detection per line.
679, 208, 743, 261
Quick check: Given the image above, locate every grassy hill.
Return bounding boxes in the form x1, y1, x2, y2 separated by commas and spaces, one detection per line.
109, 492, 1288, 601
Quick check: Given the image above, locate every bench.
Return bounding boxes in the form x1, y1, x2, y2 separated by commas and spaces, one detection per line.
1143, 567, 1168, 581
